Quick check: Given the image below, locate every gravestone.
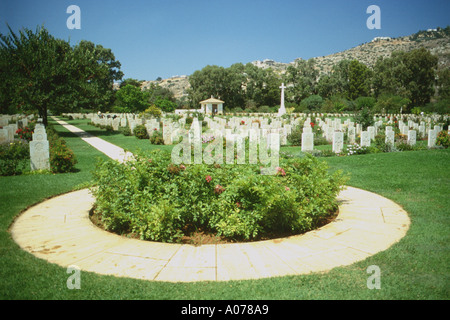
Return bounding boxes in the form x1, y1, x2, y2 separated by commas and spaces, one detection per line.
0, 117, 8, 127
385, 130, 395, 146
348, 126, 355, 144
301, 132, 314, 152
428, 129, 437, 148
419, 125, 425, 138
407, 130, 416, 146
112, 118, 120, 131
303, 126, 312, 133
30, 122, 50, 171
332, 131, 344, 153
0, 128, 8, 144
367, 126, 375, 140
163, 122, 174, 145
401, 125, 409, 135
361, 131, 371, 147
326, 126, 333, 142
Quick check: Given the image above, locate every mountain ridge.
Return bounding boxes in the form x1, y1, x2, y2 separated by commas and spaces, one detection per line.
140, 27, 450, 99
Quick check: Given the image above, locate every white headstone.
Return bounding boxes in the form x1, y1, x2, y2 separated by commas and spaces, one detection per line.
361, 131, 371, 147
385, 130, 395, 146
301, 132, 314, 152
407, 130, 416, 146
0, 128, 8, 144
30, 123, 50, 171
332, 131, 344, 153
367, 126, 375, 140
428, 129, 437, 148
348, 126, 356, 144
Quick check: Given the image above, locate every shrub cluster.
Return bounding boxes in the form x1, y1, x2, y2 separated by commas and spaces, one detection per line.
0, 140, 30, 176
133, 124, 149, 139
91, 150, 347, 243
46, 126, 78, 173
436, 130, 449, 148
149, 129, 164, 145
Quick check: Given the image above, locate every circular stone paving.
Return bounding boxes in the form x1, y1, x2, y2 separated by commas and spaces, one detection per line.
10, 186, 410, 282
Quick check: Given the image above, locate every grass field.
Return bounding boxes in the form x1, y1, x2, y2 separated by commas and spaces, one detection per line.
0, 117, 448, 300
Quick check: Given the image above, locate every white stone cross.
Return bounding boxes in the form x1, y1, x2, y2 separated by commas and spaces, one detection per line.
277, 83, 287, 117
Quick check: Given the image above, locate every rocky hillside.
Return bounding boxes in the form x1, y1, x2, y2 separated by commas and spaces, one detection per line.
142, 27, 450, 99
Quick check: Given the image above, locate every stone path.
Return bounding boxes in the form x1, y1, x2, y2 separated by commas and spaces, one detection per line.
10, 187, 410, 282
9, 118, 411, 282
51, 116, 134, 163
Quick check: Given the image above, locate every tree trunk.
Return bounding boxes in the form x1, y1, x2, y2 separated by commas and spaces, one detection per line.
38, 108, 48, 126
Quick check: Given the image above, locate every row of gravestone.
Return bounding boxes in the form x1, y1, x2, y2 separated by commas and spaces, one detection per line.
87, 112, 447, 151
63, 112, 448, 150
0, 115, 49, 171
0, 114, 34, 145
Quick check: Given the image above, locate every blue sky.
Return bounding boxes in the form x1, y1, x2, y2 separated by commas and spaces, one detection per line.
1, 0, 449, 81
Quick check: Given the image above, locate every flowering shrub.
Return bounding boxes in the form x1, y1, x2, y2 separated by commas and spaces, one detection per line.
15, 126, 34, 141
346, 143, 371, 155
436, 130, 449, 148
201, 134, 215, 144
92, 149, 347, 243
150, 129, 164, 145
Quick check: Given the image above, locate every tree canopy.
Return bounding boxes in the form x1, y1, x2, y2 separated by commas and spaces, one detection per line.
0, 25, 123, 124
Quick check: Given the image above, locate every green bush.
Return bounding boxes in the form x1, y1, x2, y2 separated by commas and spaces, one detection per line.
149, 129, 164, 145
0, 140, 30, 176
396, 142, 414, 152
119, 126, 132, 136
300, 95, 323, 112
287, 127, 302, 146
49, 137, 77, 173
436, 130, 449, 148
257, 105, 271, 113
91, 150, 347, 243
133, 125, 149, 139
47, 125, 78, 173
354, 107, 374, 130
314, 135, 329, 146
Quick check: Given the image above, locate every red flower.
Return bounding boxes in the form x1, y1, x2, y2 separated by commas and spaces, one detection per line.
310, 122, 315, 127
205, 175, 212, 183
285, 186, 290, 191
276, 167, 286, 176
214, 184, 225, 194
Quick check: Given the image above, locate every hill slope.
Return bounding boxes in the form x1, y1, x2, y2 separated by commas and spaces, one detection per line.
142, 27, 450, 99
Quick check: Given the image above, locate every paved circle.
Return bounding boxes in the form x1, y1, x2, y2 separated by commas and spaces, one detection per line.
10, 186, 410, 282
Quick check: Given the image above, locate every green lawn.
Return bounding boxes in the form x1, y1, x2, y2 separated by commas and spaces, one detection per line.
0, 117, 448, 300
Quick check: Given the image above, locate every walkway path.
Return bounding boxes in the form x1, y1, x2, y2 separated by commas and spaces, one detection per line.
51, 116, 134, 163
9, 118, 411, 282
10, 187, 410, 282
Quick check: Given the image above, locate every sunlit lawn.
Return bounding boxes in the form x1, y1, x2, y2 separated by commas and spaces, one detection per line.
1, 117, 448, 300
